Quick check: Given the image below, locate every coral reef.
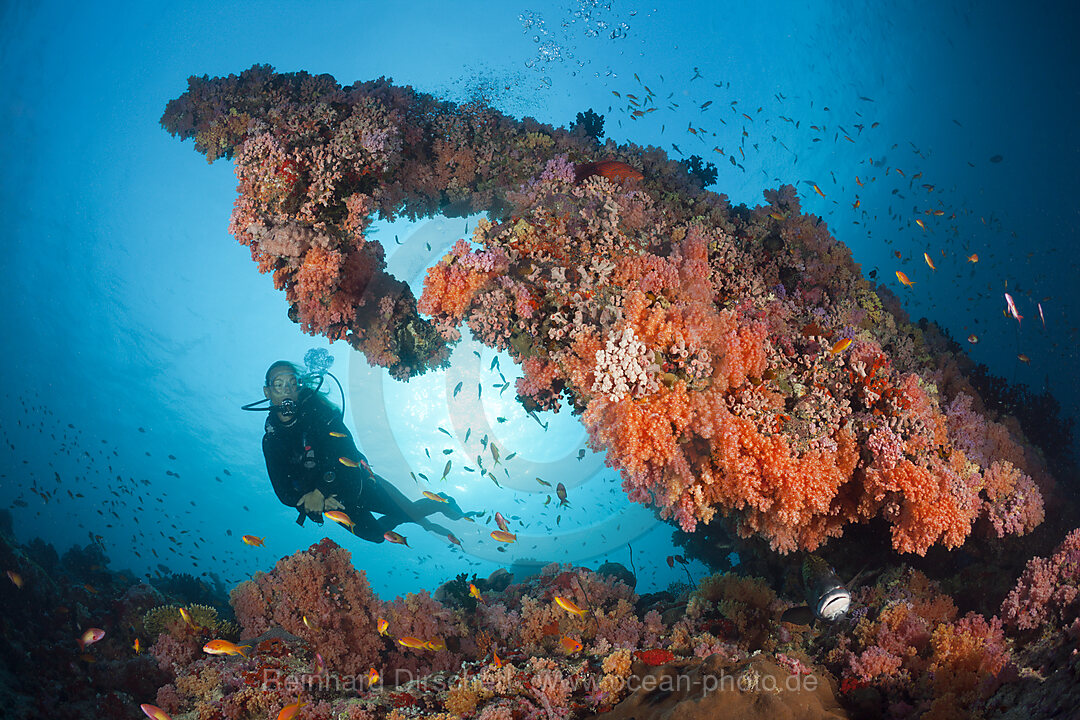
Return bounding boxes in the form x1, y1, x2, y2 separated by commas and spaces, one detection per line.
162, 66, 1058, 557
147, 548, 858, 719
0, 528, 170, 719
4, 513, 1080, 719
148, 64, 1080, 720
799, 566, 1017, 718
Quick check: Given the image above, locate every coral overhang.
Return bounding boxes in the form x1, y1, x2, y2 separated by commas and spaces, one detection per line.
162, 65, 1053, 554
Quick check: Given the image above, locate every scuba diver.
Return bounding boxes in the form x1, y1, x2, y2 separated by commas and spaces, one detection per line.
247, 355, 471, 543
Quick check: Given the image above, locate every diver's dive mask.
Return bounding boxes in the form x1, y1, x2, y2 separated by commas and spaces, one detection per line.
242, 350, 345, 420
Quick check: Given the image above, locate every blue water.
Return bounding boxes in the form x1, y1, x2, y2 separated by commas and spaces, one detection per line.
1, 0, 1077, 601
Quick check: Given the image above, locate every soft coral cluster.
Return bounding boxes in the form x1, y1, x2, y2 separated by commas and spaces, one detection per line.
230, 538, 382, 676
417, 158, 1047, 554
164, 66, 1054, 555
380, 588, 469, 678
821, 567, 1013, 717
1000, 527, 1080, 632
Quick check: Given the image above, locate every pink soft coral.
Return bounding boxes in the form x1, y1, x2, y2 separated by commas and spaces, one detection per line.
1001, 527, 1080, 631
382, 589, 468, 677
230, 538, 381, 675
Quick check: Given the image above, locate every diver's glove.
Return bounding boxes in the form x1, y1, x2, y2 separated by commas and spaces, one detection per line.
296, 489, 328, 521
323, 495, 345, 512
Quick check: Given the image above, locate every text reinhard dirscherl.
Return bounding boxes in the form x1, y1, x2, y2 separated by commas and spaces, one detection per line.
260, 665, 820, 696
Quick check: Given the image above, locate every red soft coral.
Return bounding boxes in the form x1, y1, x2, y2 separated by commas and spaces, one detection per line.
634, 648, 675, 666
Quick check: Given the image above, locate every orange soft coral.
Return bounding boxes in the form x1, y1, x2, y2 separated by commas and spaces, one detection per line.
864, 459, 980, 555
418, 256, 492, 320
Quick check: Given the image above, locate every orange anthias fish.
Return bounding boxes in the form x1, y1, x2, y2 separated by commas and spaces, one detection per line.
812, 183, 826, 198
329, 431, 346, 438
494, 512, 509, 532
556, 482, 570, 507
422, 491, 449, 503
490, 530, 517, 543
923, 252, 936, 271
6, 570, 23, 588
914, 218, 926, 231
424, 637, 447, 651
397, 636, 427, 649
384, 531, 409, 546
574, 159, 644, 184
470, 583, 484, 602
447, 533, 462, 547
241, 535, 265, 547
325, 510, 355, 529
179, 607, 196, 628
560, 636, 583, 653
78, 627, 105, 650
367, 668, 380, 686
1018, 354, 1031, 364
554, 596, 587, 616
829, 338, 853, 355
133, 637, 142, 654
967, 253, 979, 263
140, 704, 173, 720
377, 618, 389, 635
896, 271, 915, 288
338, 456, 360, 468
277, 700, 307, 720
492, 649, 503, 667
967, 334, 979, 344
203, 639, 252, 657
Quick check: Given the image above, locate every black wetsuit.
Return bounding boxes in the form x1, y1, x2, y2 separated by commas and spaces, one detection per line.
262, 388, 460, 543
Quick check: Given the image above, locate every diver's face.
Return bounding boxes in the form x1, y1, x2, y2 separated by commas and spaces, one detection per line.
264, 370, 300, 406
